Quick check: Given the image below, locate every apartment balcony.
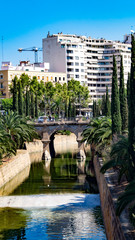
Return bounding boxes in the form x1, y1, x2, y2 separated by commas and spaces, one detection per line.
87, 69, 113, 73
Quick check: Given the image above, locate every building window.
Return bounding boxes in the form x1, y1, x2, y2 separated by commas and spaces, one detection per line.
72, 45, 77, 48
75, 75, 79, 78
75, 62, 79, 66
42, 76, 44, 80
51, 76, 53, 80
63, 77, 65, 81
0, 75, 3, 79
46, 76, 49, 81
59, 77, 61, 81
61, 44, 65, 48
67, 50, 73, 53
81, 63, 84, 66
75, 69, 79, 72
81, 69, 84, 72
38, 76, 40, 80
67, 56, 73, 60
75, 56, 79, 60
55, 77, 57, 82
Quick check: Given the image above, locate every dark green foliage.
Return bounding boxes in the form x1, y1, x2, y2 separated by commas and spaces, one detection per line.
0, 111, 39, 160
128, 35, 135, 163
116, 179, 135, 216
57, 130, 71, 135
35, 94, 38, 118
111, 55, 121, 135
82, 117, 112, 150
101, 95, 106, 116
68, 98, 72, 118
12, 76, 18, 112
100, 136, 134, 182
127, 72, 130, 105
26, 87, 30, 116
93, 100, 98, 117
1, 98, 13, 112
30, 92, 35, 118
119, 56, 128, 131
105, 86, 111, 116
93, 100, 96, 117
18, 81, 23, 116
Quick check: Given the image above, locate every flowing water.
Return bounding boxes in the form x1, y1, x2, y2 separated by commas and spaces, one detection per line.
0, 155, 106, 240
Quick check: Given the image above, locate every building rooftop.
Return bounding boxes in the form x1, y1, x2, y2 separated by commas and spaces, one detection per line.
1, 61, 50, 72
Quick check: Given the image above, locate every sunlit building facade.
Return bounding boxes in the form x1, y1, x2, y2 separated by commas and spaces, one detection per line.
43, 33, 131, 100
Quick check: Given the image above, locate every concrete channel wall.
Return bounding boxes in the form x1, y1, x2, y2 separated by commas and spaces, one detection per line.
0, 140, 43, 190
94, 156, 135, 240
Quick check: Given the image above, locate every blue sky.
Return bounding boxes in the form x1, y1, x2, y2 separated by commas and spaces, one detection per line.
0, 0, 135, 65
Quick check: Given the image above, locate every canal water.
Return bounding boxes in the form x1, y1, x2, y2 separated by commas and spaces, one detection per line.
0, 155, 106, 240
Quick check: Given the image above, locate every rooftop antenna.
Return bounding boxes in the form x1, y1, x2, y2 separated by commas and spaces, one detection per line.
1, 36, 4, 62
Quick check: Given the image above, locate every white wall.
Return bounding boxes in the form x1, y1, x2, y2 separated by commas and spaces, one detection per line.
43, 37, 66, 73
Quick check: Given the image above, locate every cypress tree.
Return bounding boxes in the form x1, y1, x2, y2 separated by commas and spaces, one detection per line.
127, 72, 130, 106
93, 100, 96, 117
30, 91, 35, 119
68, 98, 72, 118
35, 94, 38, 118
65, 100, 68, 118
18, 80, 23, 115
128, 35, 135, 163
101, 94, 106, 116
12, 76, 18, 112
105, 86, 111, 116
26, 87, 29, 116
111, 55, 121, 135
119, 55, 128, 131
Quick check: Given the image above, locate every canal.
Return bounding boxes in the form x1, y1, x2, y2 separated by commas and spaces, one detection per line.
0, 134, 106, 240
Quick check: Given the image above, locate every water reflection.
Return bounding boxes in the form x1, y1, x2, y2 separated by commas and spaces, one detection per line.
0, 153, 106, 239
0, 166, 30, 196
7, 157, 97, 196
0, 194, 106, 240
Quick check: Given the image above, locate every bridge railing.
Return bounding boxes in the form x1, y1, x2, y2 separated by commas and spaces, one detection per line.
35, 116, 90, 124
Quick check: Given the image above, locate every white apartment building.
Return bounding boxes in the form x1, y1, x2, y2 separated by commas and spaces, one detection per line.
43, 33, 131, 100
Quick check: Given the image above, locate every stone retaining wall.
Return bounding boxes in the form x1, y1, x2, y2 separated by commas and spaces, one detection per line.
0, 150, 31, 189
25, 140, 43, 153
0, 140, 43, 190
94, 156, 135, 240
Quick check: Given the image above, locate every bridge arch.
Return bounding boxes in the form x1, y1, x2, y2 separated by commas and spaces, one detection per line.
34, 121, 89, 161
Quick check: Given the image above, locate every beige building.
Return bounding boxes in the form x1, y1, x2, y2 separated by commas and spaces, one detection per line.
0, 61, 67, 98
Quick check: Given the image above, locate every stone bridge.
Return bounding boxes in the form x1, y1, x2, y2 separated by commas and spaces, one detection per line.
34, 119, 89, 161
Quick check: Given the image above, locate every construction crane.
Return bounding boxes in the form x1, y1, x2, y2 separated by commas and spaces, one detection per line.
18, 47, 42, 63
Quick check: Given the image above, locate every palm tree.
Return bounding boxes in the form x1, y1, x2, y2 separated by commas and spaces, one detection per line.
116, 179, 135, 216
82, 117, 112, 158
100, 135, 135, 182
0, 111, 39, 158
